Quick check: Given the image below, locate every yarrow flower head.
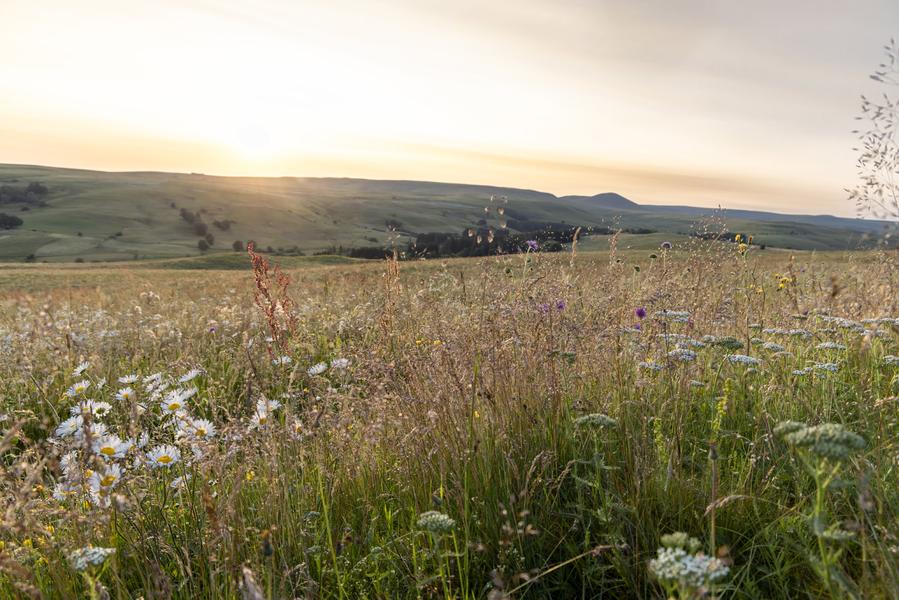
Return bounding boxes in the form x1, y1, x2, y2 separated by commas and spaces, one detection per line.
574, 413, 618, 429
68, 546, 116, 572
775, 421, 865, 461
668, 348, 697, 362
724, 354, 761, 366
417, 511, 456, 534
649, 545, 729, 591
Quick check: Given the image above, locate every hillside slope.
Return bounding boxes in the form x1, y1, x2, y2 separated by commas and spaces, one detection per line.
0, 164, 892, 261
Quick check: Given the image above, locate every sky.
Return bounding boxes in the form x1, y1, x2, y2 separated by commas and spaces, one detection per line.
1, 0, 896, 216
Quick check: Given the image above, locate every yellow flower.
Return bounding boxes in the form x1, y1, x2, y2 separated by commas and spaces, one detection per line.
245, 470, 255, 482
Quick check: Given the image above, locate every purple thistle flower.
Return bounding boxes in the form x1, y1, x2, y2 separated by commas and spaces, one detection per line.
555, 299, 567, 311
660, 241, 673, 250
635, 306, 647, 319
525, 240, 539, 251
537, 303, 551, 314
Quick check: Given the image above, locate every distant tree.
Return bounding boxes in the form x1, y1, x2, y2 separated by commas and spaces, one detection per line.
193, 222, 208, 237
232, 240, 244, 251
850, 39, 899, 222
26, 182, 48, 196
179, 208, 196, 224
74, 257, 84, 263
204, 233, 215, 245
198, 239, 209, 251
0, 213, 24, 229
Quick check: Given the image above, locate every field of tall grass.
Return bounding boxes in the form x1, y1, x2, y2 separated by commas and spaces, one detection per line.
1, 240, 897, 599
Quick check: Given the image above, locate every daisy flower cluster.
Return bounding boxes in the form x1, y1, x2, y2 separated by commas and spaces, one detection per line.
50, 365, 219, 507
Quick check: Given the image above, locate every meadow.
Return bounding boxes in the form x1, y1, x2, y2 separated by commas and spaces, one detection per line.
0, 240, 898, 599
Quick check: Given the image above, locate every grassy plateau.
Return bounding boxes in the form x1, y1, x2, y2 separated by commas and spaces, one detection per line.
0, 240, 898, 599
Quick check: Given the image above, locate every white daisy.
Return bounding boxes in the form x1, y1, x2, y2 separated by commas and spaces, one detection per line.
118, 374, 139, 384
93, 435, 132, 460
116, 387, 136, 402
179, 368, 203, 383
72, 361, 91, 376
54, 415, 84, 438
89, 464, 122, 492
66, 380, 91, 398
146, 445, 181, 468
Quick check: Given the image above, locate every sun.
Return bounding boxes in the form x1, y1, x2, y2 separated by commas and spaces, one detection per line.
224, 125, 281, 161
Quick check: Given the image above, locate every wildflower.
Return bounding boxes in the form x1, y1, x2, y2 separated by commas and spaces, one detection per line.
555, 299, 567, 311
813, 362, 840, 373
883, 355, 899, 366
89, 464, 122, 491
816, 342, 846, 351
307, 362, 328, 376
146, 445, 181, 468
417, 511, 456, 534
762, 342, 786, 352
179, 368, 203, 383
724, 354, 761, 366
179, 417, 216, 440
660, 241, 672, 250
71, 400, 112, 419
776, 421, 865, 460
143, 372, 163, 385
525, 240, 539, 251
649, 545, 729, 590
272, 355, 292, 366
170, 474, 191, 489
68, 546, 116, 572
66, 380, 91, 398
54, 415, 84, 438
93, 435, 132, 460
118, 374, 139, 384
635, 306, 647, 320
638, 360, 664, 372
160, 389, 192, 414
668, 348, 697, 362
330, 358, 350, 370
653, 310, 690, 323
115, 387, 136, 402
72, 361, 90, 376
574, 413, 618, 428
251, 396, 281, 428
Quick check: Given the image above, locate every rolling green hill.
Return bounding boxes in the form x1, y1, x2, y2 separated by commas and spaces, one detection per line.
0, 163, 892, 262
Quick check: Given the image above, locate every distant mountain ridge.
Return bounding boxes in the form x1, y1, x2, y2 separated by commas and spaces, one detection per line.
0, 163, 892, 262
